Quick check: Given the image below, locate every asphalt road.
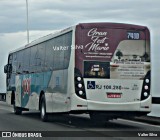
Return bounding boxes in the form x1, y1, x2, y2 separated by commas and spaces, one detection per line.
0, 101, 160, 139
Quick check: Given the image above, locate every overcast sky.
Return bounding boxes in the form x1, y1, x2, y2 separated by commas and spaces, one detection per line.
0, 0, 160, 96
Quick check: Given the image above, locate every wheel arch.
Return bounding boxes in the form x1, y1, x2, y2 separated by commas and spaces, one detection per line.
39, 90, 45, 110
11, 90, 15, 105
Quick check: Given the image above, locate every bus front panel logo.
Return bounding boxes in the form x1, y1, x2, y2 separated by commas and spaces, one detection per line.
87, 81, 95, 89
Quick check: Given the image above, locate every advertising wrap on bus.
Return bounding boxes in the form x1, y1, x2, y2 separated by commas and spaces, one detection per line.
75, 23, 150, 106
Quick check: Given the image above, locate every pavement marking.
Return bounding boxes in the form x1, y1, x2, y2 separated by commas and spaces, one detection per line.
54, 122, 77, 129
119, 119, 160, 128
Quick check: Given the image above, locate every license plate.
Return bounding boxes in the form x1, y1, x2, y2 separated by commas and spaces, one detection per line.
107, 93, 121, 98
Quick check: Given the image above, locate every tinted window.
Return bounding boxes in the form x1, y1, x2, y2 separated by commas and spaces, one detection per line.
64, 32, 72, 68
23, 48, 30, 72
45, 31, 72, 71
36, 43, 46, 72
45, 40, 54, 71
13, 31, 72, 73
12, 53, 17, 73
16, 51, 24, 73
8, 54, 13, 64
30, 46, 38, 72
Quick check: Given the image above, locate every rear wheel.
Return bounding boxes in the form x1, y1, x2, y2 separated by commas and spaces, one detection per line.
89, 112, 109, 125
40, 95, 48, 122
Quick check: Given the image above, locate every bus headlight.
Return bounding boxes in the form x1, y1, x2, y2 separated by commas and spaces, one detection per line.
144, 85, 149, 90
75, 68, 86, 99
141, 71, 151, 101
145, 79, 149, 83
144, 92, 148, 97
77, 77, 82, 81
78, 83, 83, 88
79, 90, 83, 95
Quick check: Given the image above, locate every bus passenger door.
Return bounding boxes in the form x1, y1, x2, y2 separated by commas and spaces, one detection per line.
5, 54, 17, 105
5, 64, 12, 105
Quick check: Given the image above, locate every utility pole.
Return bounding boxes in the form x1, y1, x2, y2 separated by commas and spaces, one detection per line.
26, 0, 29, 44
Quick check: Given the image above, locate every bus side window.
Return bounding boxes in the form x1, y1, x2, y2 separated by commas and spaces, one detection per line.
12, 53, 17, 73
23, 48, 30, 73
7, 54, 13, 77
52, 32, 72, 70
16, 51, 24, 74
63, 32, 72, 69
30, 46, 38, 73
37, 43, 45, 72
45, 39, 54, 71
8, 54, 13, 64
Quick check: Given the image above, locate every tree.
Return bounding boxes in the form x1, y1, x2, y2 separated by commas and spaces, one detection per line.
142, 52, 149, 62
116, 50, 123, 61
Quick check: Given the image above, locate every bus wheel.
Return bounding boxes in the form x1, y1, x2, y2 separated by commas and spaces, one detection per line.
40, 95, 48, 122
13, 101, 22, 115
89, 112, 108, 125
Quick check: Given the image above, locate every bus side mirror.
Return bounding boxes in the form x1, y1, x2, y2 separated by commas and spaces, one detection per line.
4, 65, 8, 73
4, 64, 12, 74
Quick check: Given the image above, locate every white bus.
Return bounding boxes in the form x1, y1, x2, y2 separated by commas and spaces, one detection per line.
4, 23, 151, 122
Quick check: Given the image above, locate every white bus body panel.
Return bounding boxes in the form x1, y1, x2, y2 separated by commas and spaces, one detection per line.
45, 27, 76, 113
15, 75, 21, 107
140, 95, 152, 112
70, 93, 88, 110
28, 92, 39, 110
87, 96, 151, 112
84, 79, 143, 103
70, 94, 151, 112
45, 93, 53, 112
84, 79, 150, 111
6, 91, 12, 105
70, 78, 151, 112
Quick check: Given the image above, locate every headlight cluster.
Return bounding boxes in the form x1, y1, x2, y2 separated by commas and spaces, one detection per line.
75, 69, 86, 99
144, 79, 149, 96
141, 71, 151, 100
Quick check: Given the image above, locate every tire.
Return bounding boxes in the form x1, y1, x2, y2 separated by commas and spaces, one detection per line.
40, 95, 48, 122
13, 101, 22, 115
89, 112, 108, 125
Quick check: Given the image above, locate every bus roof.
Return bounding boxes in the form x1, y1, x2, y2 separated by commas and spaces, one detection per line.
77, 22, 148, 30
9, 22, 149, 54
9, 26, 74, 54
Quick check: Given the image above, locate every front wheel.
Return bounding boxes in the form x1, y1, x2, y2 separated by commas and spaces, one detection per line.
40, 95, 48, 122
13, 101, 22, 115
